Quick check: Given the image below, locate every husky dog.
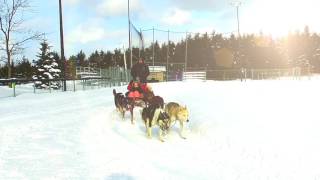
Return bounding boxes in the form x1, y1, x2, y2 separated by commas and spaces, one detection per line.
165, 102, 190, 139
141, 105, 170, 142
113, 89, 133, 123
147, 95, 165, 109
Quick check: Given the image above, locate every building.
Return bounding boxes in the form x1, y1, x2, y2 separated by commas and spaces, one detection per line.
147, 66, 166, 82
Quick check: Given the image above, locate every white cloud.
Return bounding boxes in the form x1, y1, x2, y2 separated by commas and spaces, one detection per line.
97, 0, 142, 17
64, 0, 81, 6
161, 8, 192, 26
67, 26, 106, 44
170, 0, 226, 11
65, 20, 128, 46
64, 24, 128, 57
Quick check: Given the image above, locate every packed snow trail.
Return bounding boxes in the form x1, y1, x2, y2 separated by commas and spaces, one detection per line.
1, 80, 320, 179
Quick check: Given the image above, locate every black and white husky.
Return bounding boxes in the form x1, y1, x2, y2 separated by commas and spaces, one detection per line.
141, 105, 170, 142
113, 89, 133, 122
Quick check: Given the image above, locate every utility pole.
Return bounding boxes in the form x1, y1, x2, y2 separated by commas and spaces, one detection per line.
152, 27, 155, 66
59, 0, 67, 91
230, 1, 241, 37
230, 1, 243, 81
139, 28, 142, 59
166, 30, 170, 81
185, 32, 188, 72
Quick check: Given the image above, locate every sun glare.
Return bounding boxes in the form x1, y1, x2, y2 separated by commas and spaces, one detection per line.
242, 0, 319, 37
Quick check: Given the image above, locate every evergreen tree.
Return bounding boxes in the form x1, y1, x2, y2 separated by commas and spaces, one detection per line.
88, 50, 100, 67
66, 55, 77, 79
15, 56, 34, 78
76, 50, 87, 67
32, 40, 61, 89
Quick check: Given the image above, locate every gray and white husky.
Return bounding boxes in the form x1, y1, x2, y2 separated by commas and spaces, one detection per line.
165, 102, 190, 139
141, 105, 170, 142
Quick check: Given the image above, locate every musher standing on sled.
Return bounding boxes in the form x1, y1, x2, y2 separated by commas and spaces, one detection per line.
126, 58, 150, 99
130, 58, 149, 83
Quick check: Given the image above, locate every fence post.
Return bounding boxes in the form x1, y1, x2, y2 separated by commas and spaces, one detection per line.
73, 79, 76, 92
292, 68, 295, 80
308, 65, 311, 80
49, 81, 52, 93
13, 82, 16, 97
244, 68, 247, 81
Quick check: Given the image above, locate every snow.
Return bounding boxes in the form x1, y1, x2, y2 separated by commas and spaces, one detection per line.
43, 72, 53, 79
49, 68, 61, 73
1, 79, 320, 179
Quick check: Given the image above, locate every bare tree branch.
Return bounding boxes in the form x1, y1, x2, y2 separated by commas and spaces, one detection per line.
0, 0, 40, 78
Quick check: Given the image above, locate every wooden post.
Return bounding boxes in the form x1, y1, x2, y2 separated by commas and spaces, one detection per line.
59, 0, 67, 91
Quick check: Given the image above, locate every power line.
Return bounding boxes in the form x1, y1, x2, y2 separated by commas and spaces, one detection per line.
141, 27, 235, 36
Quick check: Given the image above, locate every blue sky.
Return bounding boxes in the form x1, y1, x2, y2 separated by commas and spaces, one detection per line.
15, 0, 320, 61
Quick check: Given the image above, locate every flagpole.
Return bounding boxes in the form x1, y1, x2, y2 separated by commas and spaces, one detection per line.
128, 0, 132, 68
139, 28, 141, 58
123, 45, 128, 82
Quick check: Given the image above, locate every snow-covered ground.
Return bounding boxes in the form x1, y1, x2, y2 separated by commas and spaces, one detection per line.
1, 79, 320, 180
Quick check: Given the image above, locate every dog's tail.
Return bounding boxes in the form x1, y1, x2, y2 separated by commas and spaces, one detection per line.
113, 89, 116, 96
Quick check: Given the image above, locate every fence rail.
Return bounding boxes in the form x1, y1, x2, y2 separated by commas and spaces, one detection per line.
204, 67, 310, 81
0, 67, 313, 98
0, 77, 128, 98
183, 71, 207, 81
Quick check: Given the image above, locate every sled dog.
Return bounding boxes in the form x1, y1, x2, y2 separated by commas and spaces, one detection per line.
147, 95, 165, 109
141, 105, 170, 142
113, 89, 132, 120
165, 102, 189, 139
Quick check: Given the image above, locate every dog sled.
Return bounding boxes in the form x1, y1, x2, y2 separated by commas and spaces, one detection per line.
113, 81, 157, 124
113, 82, 190, 142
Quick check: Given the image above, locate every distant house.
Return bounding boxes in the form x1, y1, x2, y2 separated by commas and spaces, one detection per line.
76, 67, 101, 79
147, 66, 166, 82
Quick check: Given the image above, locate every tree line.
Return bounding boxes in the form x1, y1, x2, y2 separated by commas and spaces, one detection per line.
1, 26, 320, 79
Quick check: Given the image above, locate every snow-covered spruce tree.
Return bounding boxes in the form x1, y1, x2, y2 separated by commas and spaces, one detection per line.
33, 40, 61, 89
